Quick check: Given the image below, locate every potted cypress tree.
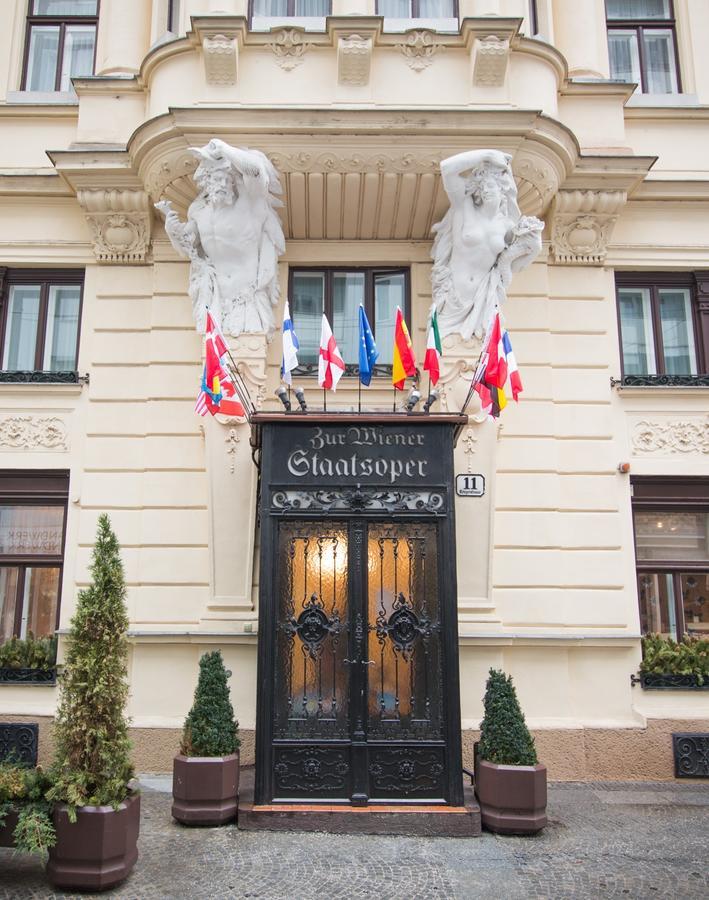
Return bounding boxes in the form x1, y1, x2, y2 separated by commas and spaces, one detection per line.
172, 650, 240, 826
45, 514, 139, 890
474, 669, 547, 835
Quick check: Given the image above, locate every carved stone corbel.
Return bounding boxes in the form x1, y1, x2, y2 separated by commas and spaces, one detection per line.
396, 30, 443, 72
549, 190, 627, 265
338, 34, 372, 86
471, 35, 510, 87
77, 189, 152, 264
203, 33, 237, 84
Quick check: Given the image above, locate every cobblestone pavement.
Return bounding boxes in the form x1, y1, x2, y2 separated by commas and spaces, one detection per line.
1, 779, 708, 900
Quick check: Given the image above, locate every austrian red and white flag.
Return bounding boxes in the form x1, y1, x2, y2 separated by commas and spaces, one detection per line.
318, 314, 346, 391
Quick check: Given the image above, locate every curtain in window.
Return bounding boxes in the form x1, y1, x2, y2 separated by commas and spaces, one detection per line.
418, 0, 455, 17
642, 29, 677, 93
606, 0, 669, 18
292, 273, 324, 365
618, 289, 656, 375
252, 0, 289, 14
43, 286, 80, 371
608, 30, 641, 83
637, 573, 676, 638
0, 568, 19, 643
3, 287, 40, 371
681, 573, 709, 635
374, 274, 405, 366
33, 1, 97, 13
26, 26, 60, 91
332, 273, 364, 366
294, 0, 330, 14
59, 25, 95, 91
378, 0, 411, 16
21, 568, 60, 639
659, 289, 696, 375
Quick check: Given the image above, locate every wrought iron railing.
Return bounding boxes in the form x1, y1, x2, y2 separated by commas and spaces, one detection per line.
631, 672, 708, 690
611, 374, 709, 388
0, 370, 81, 384
0, 667, 56, 685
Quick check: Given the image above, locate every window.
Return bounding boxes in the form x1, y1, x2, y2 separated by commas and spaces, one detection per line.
167, 0, 180, 33
632, 478, 709, 640
615, 273, 708, 383
0, 270, 83, 379
0, 472, 68, 643
606, 0, 680, 93
289, 268, 409, 371
376, 0, 457, 17
22, 1, 98, 93
250, 0, 330, 17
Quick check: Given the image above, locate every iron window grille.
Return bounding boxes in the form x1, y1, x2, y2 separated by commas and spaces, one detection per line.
21, 1, 99, 93
606, 0, 681, 94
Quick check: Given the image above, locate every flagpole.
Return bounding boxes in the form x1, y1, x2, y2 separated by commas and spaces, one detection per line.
358, 376, 361, 415
460, 307, 497, 416
392, 383, 396, 413
323, 387, 327, 413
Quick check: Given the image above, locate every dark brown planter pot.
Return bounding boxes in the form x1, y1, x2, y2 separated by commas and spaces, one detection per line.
172, 752, 239, 826
475, 756, 547, 835
0, 809, 19, 848
46, 791, 140, 891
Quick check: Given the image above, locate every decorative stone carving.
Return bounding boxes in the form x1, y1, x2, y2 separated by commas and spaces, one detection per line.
77, 189, 152, 264
145, 152, 199, 201
268, 150, 442, 175
513, 154, 557, 217
225, 427, 240, 474
338, 34, 371, 86
550, 190, 626, 265
472, 35, 510, 87
431, 150, 543, 340
397, 31, 443, 72
202, 34, 237, 84
267, 29, 311, 71
462, 427, 477, 472
155, 140, 285, 337
632, 419, 709, 455
0, 416, 68, 451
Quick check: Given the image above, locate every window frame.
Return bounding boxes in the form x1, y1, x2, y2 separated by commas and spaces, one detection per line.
0, 470, 69, 642
0, 268, 84, 377
21, 0, 100, 93
248, 0, 332, 25
605, 0, 682, 94
615, 272, 705, 380
288, 265, 411, 375
375, 0, 459, 18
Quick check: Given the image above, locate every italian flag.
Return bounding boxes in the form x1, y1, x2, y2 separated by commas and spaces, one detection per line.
423, 307, 442, 386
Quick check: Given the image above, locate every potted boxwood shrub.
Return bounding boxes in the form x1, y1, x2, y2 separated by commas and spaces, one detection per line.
0, 760, 56, 854
45, 514, 139, 890
172, 650, 240, 826
474, 668, 547, 835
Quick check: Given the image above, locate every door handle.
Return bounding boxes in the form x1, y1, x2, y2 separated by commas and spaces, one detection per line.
343, 658, 375, 666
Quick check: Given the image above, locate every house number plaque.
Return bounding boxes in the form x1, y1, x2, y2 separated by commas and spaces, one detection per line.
455, 474, 485, 497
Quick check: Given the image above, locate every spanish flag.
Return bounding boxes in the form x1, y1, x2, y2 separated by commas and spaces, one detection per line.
392, 306, 417, 390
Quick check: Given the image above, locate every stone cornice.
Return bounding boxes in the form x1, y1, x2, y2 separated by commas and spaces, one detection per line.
630, 180, 709, 202
0, 170, 72, 197
0, 102, 78, 118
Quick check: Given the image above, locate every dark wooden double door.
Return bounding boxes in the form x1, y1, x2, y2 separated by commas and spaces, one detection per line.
258, 517, 463, 806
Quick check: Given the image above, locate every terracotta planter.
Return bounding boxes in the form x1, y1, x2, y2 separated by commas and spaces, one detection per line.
172, 752, 239, 826
0, 809, 19, 848
475, 756, 547, 835
46, 791, 140, 891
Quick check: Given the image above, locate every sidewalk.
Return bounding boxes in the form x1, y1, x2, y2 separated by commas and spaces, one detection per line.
1, 779, 708, 899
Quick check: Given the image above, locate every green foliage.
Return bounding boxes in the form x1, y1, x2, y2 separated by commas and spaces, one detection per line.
0, 634, 57, 670
46, 514, 133, 818
0, 761, 55, 855
478, 668, 538, 767
181, 651, 240, 757
640, 633, 709, 683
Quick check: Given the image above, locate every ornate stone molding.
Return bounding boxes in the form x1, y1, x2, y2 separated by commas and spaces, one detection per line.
632, 419, 709, 455
396, 31, 443, 72
549, 189, 626, 265
472, 35, 510, 87
203, 33, 237, 84
267, 29, 312, 71
267, 150, 442, 175
76, 189, 152, 264
338, 34, 372, 86
0, 416, 68, 451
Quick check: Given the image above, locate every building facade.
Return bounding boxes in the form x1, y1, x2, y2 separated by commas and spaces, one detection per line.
1, 0, 708, 782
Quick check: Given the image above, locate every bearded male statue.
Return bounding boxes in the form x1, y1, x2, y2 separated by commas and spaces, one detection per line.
155, 139, 285, 336
431, 150, 544, 341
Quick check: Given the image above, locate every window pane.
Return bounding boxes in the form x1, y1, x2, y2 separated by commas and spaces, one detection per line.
642, 29, 678, 93
43, 285, 81, 371
418, 0, 455, 15
252, 0, 288, 13
20, 567, 60, 639
634, 512, 709, 562
618, 288, 656, 375
682, 573, 709, 637
606, 0, 670, 18
375, 273, 406, 367
26, 26, 60, 91
294, 0, 330, 13
0, 568, 20, 642
332, 273, 364, 366
378, 0, 412, 15
33, 1, 97, 12
637, 573, 676, 637
0, 506, 65, 556
659, 288, 696, 375
608, 30, 641, 84
60, 24, 95, 90
3, 285, 41, 370
292, 272, 324, 366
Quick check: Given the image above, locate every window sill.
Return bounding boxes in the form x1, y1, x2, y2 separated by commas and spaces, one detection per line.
5, 90, 78, 106
625, 92, 700, 108
0, 667, 56, 685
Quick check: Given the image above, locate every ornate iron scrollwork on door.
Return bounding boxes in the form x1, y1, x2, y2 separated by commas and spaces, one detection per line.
282, 592, 342, 660
376, 591, 437, 661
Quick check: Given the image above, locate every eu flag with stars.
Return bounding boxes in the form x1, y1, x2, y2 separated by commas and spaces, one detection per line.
358, 304, 379, 386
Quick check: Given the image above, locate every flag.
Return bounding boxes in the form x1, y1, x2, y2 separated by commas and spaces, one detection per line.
502, 329, 523, 401
423, 306, 442, 386
471, 311, 522, 420
358, 304, 378, 386
318, 313, 345, 391
281, 300, 299, 385
195, 312, 245, 419
484, 313, 507, 390
392, 306, 417, 390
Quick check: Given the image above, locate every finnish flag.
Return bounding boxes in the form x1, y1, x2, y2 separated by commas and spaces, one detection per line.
281, 300, 300, 385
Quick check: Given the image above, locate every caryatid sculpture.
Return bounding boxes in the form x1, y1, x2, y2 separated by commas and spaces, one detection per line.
155, 139, 285, 336
431, 150, 544, 341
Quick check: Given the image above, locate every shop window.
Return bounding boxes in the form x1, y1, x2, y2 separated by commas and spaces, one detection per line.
0, 472, 68, 643
606, 0, 681, 94
289, 267, 409, 372
22, 1, 99, 93
615, 273, 708, 385
0, 269, 83, 381
376, 0, 457, 16
632, 477, 709, 641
